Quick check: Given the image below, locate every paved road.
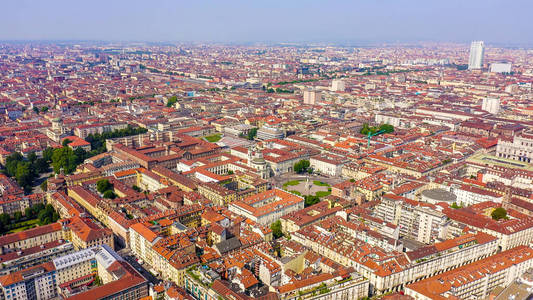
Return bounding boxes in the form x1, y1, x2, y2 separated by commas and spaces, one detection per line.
32, 171, 53, 194
122, 252, 161, 285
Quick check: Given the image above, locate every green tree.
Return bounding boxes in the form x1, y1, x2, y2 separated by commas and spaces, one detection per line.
35, 158, 49, 173
270, 220, 283, 239
360, 123, 372, 135
42, 147, 55, 162
378, 124, 394, 133
73, 147, 88, 165
166, 96, 178, 107
294, 160, 310, 174
103, 190, 116, 199
41, 106, 49, 113
4, 152, 24, 177
96, 179, 112, 193
25, 206, 34, 218
13, 211, 22, 222
304, 195, 320, 207
27, 152, 37, 164
15, 162, 33, 193
51, 147, 78, 174
491, 207, 508, 220
62, 138, 72, 147
84, 125, 147, 157
33, 203, 45, 213
0, 213, 11, 226
40, 180, 48, 192
247, 128, 258, 140
37, 204, 58, 225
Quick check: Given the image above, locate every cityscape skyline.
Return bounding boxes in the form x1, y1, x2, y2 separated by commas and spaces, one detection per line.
3, 0, 533, 45
1, 1, 533, 300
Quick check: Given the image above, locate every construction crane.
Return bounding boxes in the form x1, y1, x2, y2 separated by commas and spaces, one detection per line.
367, 129, 386, 148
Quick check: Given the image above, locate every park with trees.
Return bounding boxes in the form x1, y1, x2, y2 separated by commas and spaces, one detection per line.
0, 203, 59, 235
1, 125, 148, 195
360, 123, 394, 135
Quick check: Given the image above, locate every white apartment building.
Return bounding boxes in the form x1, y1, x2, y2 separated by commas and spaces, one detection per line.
303, 89, 321, 105
375, 194, 449, 244
292, 224, 499, 295
452, 185, 503, 207
481, 97, 500, 114
330, 79, 345, 92
375, 114, 401, 128
129, 223, 161, 266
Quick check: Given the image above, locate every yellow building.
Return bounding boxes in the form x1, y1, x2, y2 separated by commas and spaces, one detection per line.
61, 216, 114, 250
197, 182, 236, 206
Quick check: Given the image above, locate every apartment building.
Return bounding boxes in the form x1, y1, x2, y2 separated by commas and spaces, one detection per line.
452, 184, 503, 207
129, 223, 161, 266
0, 222, 64, 253
73, 123, 127, 139
406, 246, 533, 299
443, 205, 533, 251
374, 194, 449, 244
53, 248, 96, 286
61, 216, 114, 250
292, 220, 498, 295
0, 194, 43, 216
280, 201, 342, 234
229, 188, 304, 226
0, 240, 74, 276
0, 262, 58, 300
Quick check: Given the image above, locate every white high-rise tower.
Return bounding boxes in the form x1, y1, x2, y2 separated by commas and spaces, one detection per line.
468, 41, 485, 70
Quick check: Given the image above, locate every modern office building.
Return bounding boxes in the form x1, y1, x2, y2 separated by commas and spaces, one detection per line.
468, 41, 485, 70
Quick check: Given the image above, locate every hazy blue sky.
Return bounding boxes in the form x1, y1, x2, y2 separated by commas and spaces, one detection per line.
2, 0, 532, 44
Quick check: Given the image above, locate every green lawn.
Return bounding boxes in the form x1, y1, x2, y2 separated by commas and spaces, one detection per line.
283, 180, 301, 188
313, 180, 330, 187
5, 219, 40, 234
204, 134, 222, 143
315, 190, 331, 198
289, 190, 302, 196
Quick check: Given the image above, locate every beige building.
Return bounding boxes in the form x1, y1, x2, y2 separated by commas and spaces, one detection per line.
406, 246, 533, 299
229, 189, 304, 226
0, 222, 64, 253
